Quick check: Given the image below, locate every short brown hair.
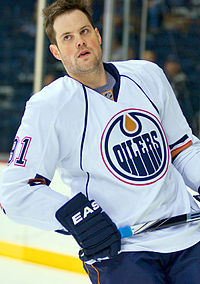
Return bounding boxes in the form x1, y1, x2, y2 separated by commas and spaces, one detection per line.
43, 0, 94, 44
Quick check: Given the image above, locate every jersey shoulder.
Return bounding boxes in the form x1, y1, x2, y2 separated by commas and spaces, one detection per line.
29, 76, 80, 105
112, 59, 162, 78
23, 76, 84, 126
27, 76, 83, 112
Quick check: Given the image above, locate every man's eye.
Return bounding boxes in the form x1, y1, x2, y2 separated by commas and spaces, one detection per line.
64, 35, 71, 40
81, 29, 89, 35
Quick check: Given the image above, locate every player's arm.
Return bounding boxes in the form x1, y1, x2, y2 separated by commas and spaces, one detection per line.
0, 95, 68, 231
0, 94, 121, 261
155, 66, 200, 192
141, 62, 200, 192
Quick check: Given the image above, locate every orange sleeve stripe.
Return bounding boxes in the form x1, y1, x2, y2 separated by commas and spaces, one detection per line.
171, 140, 193, 158
28, 178, 47, 185
83, 262, 90, 275
91, 264, 101, 284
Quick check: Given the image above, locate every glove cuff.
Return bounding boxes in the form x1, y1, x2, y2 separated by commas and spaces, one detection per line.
56, 193, 88, 216
55, 192, 101, 232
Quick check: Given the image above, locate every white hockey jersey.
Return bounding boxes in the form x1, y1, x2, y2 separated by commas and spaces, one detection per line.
1, 60, 200, 254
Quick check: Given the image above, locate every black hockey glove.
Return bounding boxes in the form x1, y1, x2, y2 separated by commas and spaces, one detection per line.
55, 193, 121, 261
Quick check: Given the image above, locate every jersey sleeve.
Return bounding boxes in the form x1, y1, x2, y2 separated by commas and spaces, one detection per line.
172, 136, 200, 192
155, 67, 193, 152
0, 94, 69, 230
151, 64, 200, 191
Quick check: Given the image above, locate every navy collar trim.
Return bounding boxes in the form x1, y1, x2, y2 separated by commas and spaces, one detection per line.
103, 63, 121, 102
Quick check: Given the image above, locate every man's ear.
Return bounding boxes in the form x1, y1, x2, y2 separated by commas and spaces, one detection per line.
95, 27, 102, 45
50, 44, 61, 60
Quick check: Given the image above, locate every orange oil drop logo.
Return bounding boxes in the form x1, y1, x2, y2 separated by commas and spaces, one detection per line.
125, 115, 137, 132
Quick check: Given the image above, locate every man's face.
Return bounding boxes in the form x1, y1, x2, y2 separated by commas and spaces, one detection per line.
50, 9, 103, 78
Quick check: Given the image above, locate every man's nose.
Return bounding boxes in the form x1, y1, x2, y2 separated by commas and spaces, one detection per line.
76, 35, 86, 48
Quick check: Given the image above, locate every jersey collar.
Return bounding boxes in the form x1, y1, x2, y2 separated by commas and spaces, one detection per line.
103, 63, 121, 102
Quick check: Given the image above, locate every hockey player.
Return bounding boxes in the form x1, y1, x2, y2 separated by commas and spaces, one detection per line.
0, 0, 200, 283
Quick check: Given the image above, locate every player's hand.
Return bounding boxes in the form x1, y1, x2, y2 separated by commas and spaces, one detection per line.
55, 192, 121, 261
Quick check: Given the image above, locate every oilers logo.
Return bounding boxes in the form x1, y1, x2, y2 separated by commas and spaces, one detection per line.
100, 109, 170, 185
